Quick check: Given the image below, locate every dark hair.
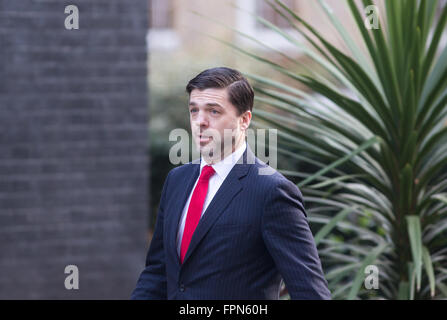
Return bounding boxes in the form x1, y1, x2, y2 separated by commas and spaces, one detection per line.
186, 67, 254, 115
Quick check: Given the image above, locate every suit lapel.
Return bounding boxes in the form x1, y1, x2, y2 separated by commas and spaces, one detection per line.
181, 145, 255, 266
166, 160, 200, 266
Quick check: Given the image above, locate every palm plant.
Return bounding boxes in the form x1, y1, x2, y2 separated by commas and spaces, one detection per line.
214, 0, 447, 299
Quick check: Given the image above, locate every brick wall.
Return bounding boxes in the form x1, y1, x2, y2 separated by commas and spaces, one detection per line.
0, 0, 149, 299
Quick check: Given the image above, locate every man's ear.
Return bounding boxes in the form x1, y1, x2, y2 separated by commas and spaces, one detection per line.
240, 111, 252, 130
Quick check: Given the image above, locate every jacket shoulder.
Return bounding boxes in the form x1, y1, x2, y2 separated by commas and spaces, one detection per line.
165, 161, 199, 179
249, 157, 303, 200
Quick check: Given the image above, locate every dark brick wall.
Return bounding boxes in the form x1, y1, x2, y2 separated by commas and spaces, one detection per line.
0, 0, 149, 299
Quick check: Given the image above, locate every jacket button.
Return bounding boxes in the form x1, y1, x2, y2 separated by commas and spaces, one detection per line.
179, 284, 185, 292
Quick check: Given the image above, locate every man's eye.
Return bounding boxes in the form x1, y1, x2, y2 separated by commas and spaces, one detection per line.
190, 109, 198, 113
211, 110, 220, 114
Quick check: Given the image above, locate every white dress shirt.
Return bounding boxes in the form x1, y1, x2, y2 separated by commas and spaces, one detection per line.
176, 141, 247, 257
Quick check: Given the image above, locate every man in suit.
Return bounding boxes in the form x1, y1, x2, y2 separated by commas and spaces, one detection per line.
131, 67, 331, 300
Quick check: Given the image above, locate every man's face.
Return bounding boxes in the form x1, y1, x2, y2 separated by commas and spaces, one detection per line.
189, 88, 251, 162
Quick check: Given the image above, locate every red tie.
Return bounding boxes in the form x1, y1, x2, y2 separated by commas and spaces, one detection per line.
180, 165, 216, 264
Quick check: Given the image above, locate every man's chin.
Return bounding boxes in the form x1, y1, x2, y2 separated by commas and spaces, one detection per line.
198, 144, 221, 160
199, 146, 214, 158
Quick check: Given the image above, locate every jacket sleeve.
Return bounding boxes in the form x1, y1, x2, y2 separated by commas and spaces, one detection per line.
130, 170, 172, 300
261, 178, 331, 300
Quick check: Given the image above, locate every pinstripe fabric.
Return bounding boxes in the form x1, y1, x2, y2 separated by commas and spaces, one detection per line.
176, 141, 247, 258
131, 145, 331, 300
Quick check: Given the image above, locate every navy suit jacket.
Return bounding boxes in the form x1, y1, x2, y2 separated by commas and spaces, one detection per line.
131, 145, 331, 300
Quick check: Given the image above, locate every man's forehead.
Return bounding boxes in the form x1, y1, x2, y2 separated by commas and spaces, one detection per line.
189, 88, 229, 104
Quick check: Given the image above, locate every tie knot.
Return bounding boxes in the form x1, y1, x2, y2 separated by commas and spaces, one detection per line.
199, 165, 215, 181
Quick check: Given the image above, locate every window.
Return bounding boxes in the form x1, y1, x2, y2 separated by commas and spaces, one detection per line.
147, 0, 180, 51
255, 0, 298, 29
236, 0, 303, 52
149, 0, 174, 29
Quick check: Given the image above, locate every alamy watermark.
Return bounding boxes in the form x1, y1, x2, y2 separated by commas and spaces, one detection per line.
364, 265, 379, 290
364, 5, 380, 30
64, 5, 79, 30
169, 128, 277, 176
64, 265, 79, 290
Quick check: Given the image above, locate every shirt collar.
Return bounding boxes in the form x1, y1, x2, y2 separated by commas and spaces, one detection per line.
200, 141, 247, 180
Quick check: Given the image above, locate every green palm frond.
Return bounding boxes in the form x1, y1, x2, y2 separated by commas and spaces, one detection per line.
224, 0, 447, 299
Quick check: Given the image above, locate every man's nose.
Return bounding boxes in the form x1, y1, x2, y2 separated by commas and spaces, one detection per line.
196, 110, 209, 127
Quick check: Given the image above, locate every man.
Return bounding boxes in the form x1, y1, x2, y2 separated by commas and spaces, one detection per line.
131, 67, 331, 300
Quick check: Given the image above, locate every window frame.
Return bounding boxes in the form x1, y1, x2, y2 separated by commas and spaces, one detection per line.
147, 0, 180, 51
235, 0, 303, 52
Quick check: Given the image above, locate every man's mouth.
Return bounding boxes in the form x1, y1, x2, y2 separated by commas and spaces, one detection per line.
199, 135, 212, 144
